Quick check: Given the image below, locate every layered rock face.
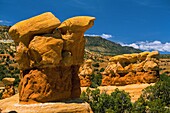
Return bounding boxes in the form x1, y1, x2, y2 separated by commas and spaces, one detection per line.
101, 51, 159, 86
9, 12, 95, 103
79, 59, 93, 87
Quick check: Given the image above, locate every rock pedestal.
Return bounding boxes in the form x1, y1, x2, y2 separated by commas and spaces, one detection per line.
1, 78, 15, 99
101, 51, 159, 86
79, 59, 93, 87
8, 12, 95, 104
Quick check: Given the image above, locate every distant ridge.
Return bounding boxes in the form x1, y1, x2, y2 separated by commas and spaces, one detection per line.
85, 36, 142, 56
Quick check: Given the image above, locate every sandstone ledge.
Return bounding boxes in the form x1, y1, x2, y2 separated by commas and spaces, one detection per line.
0, 94, 93, 113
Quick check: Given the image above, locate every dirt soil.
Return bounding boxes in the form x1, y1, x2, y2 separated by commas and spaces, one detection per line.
81, 83, 154, 102
159, 59, 170, 76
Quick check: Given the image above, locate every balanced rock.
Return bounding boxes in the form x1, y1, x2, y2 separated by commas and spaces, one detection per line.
2, 78, 15, 85
9, 12, 95, 103
101, 51, 159, 86
9, 12, 61, 46
2, 78, 15, 99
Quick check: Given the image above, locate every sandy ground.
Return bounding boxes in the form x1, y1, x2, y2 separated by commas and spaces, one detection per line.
81, 83, 154, 102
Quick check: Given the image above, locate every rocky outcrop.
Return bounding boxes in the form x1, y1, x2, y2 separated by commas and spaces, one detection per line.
1, 78, 15, 99
79, 59, 93, 87
9, 12, 61, 46
101, 51, 159, 86
0, 94, 93, 113
9, 12, 95, 103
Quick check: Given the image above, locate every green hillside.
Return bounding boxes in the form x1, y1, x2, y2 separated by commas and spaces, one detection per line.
85, 36, 142, 56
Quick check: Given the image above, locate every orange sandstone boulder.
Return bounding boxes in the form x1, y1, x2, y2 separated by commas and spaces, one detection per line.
9, 12, 61, 46
79, 59, 93, 87
58, 16, 95, 65
28, 36, 63, 68
15, 42, 30, 70
143, 61, 158, 71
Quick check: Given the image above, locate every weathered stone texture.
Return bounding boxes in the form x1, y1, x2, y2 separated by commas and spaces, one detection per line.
9, 12, 61, 46
8, 12, 95, 103
1, 78, 15, 99
101, 51, 159, 86
79, 59, 93, 87
0, 94, 93, 113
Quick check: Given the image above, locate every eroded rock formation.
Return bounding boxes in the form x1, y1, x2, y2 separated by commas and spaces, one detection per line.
101, 51, 159, 86
9, 12, 95, 103
1, 78, 15, 99
79, 59, 93, 87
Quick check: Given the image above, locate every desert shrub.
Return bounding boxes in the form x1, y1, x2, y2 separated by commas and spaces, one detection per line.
159, 54, 170, 59
80, 88, 132, 113
100, 68, 105, 72
94, 68, 99, 72
8, 66, 14, 70
90, 73, 102, 88
92, 63, 100, 67
132, 73, 170, 113
0, 92, 2, 99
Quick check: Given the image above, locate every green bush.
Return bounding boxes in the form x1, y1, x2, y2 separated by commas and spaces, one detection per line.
92, 63, 100, 67
0, 92, 2, 99
132, 73, 170, 113
81, 74, 170, 113
80, 88, 132, 113
90, 73, 102, 88
100, 68, 105, 72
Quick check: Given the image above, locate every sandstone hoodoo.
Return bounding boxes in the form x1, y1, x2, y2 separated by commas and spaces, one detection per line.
8, 12, 95, 103
79, 59, 93, 87
1, 78, 15, 99
101, 51, 159, 86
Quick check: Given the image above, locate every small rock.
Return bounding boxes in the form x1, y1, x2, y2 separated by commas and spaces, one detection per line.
2, 78, 15, 85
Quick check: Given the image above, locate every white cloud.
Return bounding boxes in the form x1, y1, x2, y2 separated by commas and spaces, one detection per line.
120, 40, 170, 52
0, 20, 11, 24
84, 34, 113, 39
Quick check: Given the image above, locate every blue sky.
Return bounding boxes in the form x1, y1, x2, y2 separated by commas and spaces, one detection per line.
1, 0, 170, 53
